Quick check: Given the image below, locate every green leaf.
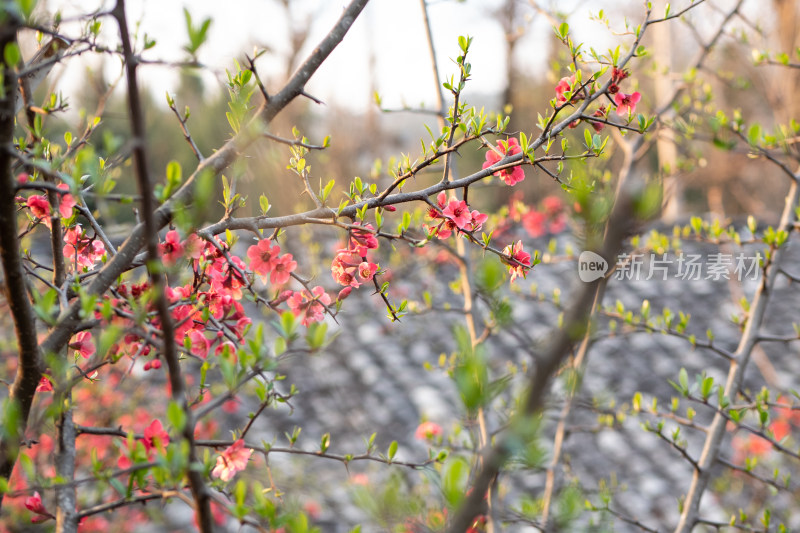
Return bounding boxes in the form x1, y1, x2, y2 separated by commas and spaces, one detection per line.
387, 440, 398, 461
321, 179, 335, 203
167, 400, 186, 432
442, 456, 469, 507
259, 194, 270, 214
3, 42, 20, 67
557, 22, 569, 40
678, 368, 689, 396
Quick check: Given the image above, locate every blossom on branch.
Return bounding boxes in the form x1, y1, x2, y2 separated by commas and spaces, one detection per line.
211, 439, 253, 482
482, 138, 524, 186
24, 492, 55, 523
287, 286, 331, 326
247, 239, 282, 283
503, 240, 532, 283
614, 91, 641, 117
69, 331, 95, 359
63, 225, 106, 270
159, 230, 185, 266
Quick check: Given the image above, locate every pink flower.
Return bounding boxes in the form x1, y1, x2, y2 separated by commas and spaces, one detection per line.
482, 138, 525, 186
270, 254, 297, 285
184, 233, 204, 260
504, 240, 532, 283
159, 230, 185, 266
25, 491, 55, 523
554, 75, 574, 105
350, 223, 379, 252
63, 225, 106, 270
209, 256, 247, 300
187, 329, 210, 358
415, 421, 443, 441
442, 199, 472, 229
542, 196, 563, 215
465, 210, 488, 232
27, 195, 50, 223
56, 183, 76, 219
143, 419, 170, 454
522, 211, 546, 238
36, 376, 54, 392
287, 286, 331, 326
211, 439, 252, 482
247, 239, 280, 283
69, 331, 95, 358
332, 249, 362, 288
358, 261, 378, 281
614, 91, 641, 117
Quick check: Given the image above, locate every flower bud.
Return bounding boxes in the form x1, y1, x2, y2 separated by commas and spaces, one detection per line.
337, 286, 353, 301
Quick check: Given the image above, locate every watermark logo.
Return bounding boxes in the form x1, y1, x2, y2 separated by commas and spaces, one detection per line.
578, 251, 608, 282
577, 251, 763, 282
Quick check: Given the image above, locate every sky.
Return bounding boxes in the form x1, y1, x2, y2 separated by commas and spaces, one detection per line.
25, 0, 764, 120
27, 0, 625, 115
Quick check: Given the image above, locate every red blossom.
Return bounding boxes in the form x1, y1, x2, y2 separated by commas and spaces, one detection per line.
482, 138, 525, 186
337, 286, 353, 301
554, 75, 574, 105
159, 230, 185, 266
36, 376, 53, 392
56, 183, 76, 219
24, 491, 55, 523
247, 239, 280, 283
270, 254, 297, 285
522, 210, 547, 238
187, 329, 210, 358
332, 249, 363, 288
442, 199, 472, 229
143, 419, 170, 454
63, 225, 106, 270
415, 421, 443, 440
27, 194, 50, 222
358, 261, 379, 281
504, 240, 532, 283
69, 331, 95, 359
211, 439, 253, 482
590, 106, 607, 132
287, 286, 331, 326
614, 91, 642, 117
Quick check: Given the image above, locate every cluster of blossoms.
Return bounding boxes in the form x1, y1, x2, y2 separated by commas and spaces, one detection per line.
482, 137, 525, 185
554, 74, 582, 106
279, 285, 332, 327
494, 193, 568, 241
18, 178, 109, 272
608, 67, 641, 118
520, 195, 567, 238
23, 183, 76, 228
64, 225, 106, 270
331, 223, 380, 291
246, 237, 297, 286
552, 66, 641, 129
503, 240, 532, 283
426, 191, 488, 239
